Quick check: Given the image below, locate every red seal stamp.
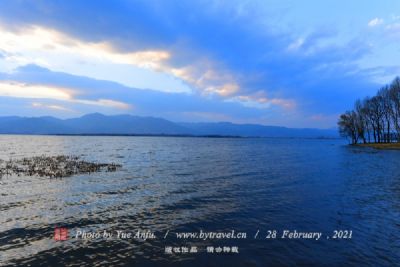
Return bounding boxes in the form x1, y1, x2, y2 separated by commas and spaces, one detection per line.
54, 227, 68, 241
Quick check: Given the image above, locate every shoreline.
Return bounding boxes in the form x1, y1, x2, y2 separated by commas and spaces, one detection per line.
354, 143, 400, 150
0, 133, 341, 140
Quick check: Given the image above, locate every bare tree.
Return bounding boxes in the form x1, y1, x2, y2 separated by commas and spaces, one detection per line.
338, 76, 400, 144
338, 111, 358, 144
377, 86, 392, 142
360, 97, 373, 143
389, 77, 400, 142
369, 95, 385, 143
354, 99, 367, 143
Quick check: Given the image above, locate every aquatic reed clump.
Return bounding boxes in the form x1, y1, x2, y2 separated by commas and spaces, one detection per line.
0, 155, 122, 178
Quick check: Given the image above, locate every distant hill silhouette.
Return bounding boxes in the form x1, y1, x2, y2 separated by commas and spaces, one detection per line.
180, 122, 338, 138
0, 113, 338, 138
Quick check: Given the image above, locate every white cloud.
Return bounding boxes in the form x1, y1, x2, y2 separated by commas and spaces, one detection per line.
0, 24, 292, 112
0, 81, 74, 100
0, 24, 191, 93
229, 91, 296, 110
382, 22, 400, 39
287, 37, 305, 51
75, 98, 132, 110
368, 18, 384, 27
0, 24, 243, 98
32, 102, 73, 112
0, 81, 132, 110
0, 25, 170, 70
391, 14, 400, 21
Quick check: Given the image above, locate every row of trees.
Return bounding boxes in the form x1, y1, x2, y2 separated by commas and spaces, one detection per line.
338, 77, 400, 144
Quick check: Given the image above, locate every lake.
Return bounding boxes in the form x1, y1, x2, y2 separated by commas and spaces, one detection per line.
0, 135, 399, 266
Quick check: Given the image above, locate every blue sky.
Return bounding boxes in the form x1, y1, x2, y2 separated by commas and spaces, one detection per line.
0, 0, 399, 128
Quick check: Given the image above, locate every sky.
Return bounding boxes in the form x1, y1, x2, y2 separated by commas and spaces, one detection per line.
0, 0, 399, 128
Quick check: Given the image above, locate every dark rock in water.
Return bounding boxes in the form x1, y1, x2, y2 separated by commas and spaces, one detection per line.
0, 155, 122, 178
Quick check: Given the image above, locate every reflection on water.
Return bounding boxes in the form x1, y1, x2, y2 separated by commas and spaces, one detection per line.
0, 135, 400, 266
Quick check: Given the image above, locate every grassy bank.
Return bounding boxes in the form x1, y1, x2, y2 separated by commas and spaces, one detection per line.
355, 142, 400, 150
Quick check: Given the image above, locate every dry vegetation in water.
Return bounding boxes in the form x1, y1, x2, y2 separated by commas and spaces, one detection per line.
0, 155, 122, 178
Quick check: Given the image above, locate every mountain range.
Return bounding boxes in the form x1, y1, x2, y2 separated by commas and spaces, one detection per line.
0, 113, 338, 138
